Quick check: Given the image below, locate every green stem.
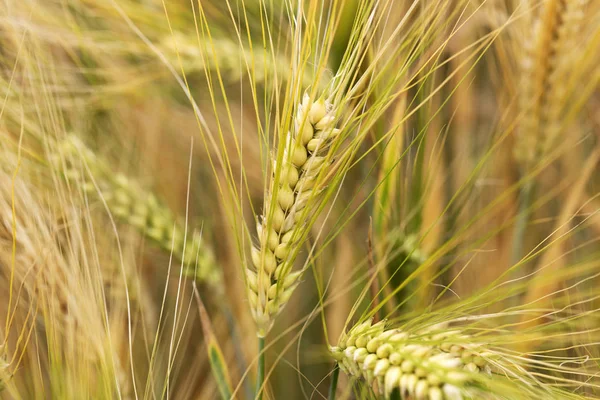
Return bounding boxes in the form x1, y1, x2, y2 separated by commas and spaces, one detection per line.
511, 180, 535, 267
328, 364, 340, 400
256, 337, 265, 400
221, 303, 253, 400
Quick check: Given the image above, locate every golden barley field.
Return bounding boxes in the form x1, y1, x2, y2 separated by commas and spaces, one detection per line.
1, 0, 600, 399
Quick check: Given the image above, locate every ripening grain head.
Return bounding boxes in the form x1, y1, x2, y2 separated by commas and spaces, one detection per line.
248, 92, 342, 337
333, 311, 600, 399
50, 135, 223, 290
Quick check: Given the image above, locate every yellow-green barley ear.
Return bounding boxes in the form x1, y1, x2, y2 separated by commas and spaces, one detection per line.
161, 32, 317, 88
332, 316, 600, 399
51, 135, 223, 290
331, 319, 493, 400
248, 93, 341, 337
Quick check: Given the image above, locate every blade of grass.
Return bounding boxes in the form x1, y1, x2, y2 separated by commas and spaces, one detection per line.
327, 364, 339, 400
193, 283, 233, 400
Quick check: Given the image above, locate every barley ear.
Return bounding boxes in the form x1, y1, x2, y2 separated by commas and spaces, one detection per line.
248, 93, 341, 337
515, 0, 588, 169
161, 32, 318, 88
51, 135, 223, 290
331, 319, 493, 400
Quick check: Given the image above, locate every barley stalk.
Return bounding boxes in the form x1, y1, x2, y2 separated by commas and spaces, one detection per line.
248, 93, 341, 337
51, 135, 223, 290
330, 319, 492, 400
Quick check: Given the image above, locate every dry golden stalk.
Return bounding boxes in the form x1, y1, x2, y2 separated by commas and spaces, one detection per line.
0, 167, 127, 397
248, 93, 341, 337
52, 135, 223, 289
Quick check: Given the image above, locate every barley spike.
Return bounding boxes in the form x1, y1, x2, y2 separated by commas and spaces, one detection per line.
249, 93, 340, 337
331, 319, 492, 400
51, 135, 223, 290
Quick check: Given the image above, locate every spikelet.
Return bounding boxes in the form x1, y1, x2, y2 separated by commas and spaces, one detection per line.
248, 93, 341, 337
330, 319, 492, 400
51, 135, 223, 290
